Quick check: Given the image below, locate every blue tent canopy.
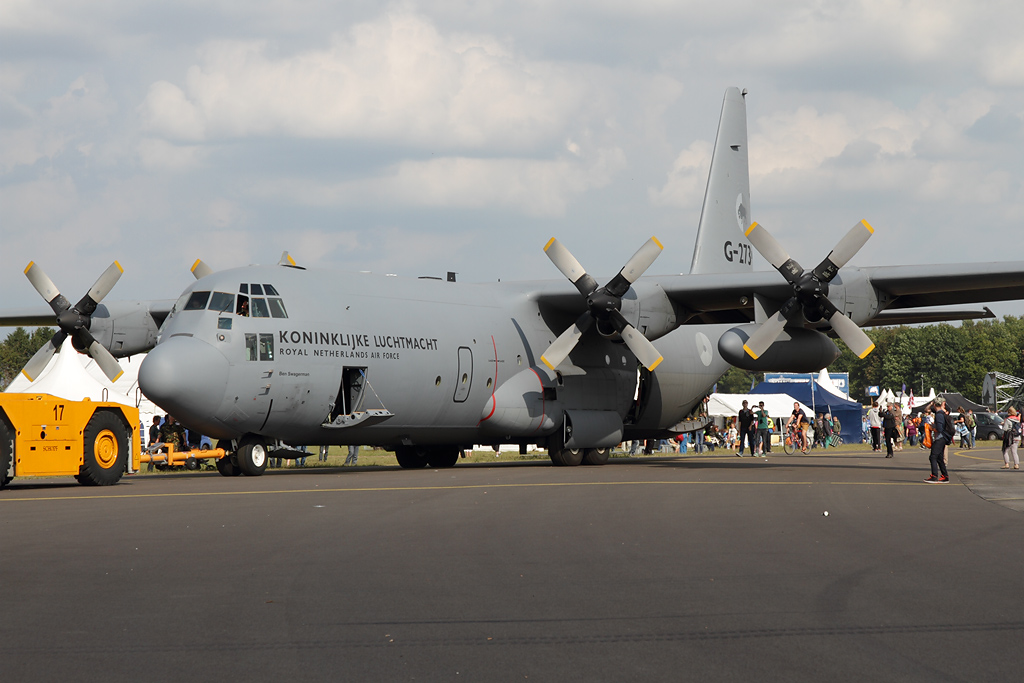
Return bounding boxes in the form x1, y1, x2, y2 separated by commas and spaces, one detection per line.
750, 379, 864, 445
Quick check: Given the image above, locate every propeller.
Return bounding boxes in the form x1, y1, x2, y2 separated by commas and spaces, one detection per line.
742, 220, 876, 360
191, 259, 213, 280
540, 237, 665, 371
21, 261, 125, 382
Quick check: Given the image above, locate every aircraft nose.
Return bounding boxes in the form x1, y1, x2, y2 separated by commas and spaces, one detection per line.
140, 337, 229, 426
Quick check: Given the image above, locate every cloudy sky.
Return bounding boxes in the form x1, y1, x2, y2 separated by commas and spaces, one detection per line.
4, 0, 1024, 320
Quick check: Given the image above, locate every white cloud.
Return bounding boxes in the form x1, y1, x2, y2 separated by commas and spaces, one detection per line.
140, 10, 592, 151
648, 139, 711, 208
254, 147, 626, 217
136, 137, 208, 170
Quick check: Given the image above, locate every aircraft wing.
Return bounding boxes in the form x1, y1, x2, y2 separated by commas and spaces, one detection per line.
646, 261, 1024, 325
0, 300, 176, 329
865, 262, 1024, 309
0, 308, 58, 327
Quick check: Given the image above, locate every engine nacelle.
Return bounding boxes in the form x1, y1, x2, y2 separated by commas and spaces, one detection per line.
718, 325, 840, 372
90, 301, 162, 357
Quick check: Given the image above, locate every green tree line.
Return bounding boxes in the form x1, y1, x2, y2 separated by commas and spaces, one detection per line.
717, 317, 1024, 404
0, 327, 55, 391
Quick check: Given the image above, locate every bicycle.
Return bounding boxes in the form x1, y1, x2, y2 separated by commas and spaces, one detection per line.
783, 424, 810, 454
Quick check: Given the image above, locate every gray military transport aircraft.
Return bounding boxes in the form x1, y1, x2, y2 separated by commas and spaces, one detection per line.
5, 87, 1024, 477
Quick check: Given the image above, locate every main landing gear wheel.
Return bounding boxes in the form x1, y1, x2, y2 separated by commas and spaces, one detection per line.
395, 446, 428, 469
581, 447, 610, 466
0, 420, 13, 488
236, 435, 268, 476
426, 447, 460, 469
79, 411, 129, 486
549, 447, 583, 467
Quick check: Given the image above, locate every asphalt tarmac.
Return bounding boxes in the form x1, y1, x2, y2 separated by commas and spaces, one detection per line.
2, 442, 1024, 682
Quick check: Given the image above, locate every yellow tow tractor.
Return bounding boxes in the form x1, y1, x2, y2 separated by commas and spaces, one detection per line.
0, 393, 140, 488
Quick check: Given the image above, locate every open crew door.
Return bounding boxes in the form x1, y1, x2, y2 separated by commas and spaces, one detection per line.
330, 366, 367, 422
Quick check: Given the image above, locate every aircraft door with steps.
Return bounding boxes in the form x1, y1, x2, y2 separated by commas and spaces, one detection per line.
330, 366, 367, 421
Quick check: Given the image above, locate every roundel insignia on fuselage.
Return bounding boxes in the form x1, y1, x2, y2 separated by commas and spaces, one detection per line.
696, 331, 713, 367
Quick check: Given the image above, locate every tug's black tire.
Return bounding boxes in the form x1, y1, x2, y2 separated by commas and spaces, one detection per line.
80, 411, 129, 486
0, 420, 13, 488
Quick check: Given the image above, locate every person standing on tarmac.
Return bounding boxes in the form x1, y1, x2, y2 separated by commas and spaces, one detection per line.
737, 400, 755, 456
147, 415, 162, 472
925, 399, 951, 482
868, 400, 882, 452
754, 401, 771, 455
881, 402, 899, 458
1002, 407, 1021, 470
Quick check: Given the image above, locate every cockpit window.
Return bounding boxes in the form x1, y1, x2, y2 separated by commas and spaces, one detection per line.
170, 291, 190, 316
237, 295, 250, 317
208, 292, 234, 313
184, 291, 210, 311
239, 284, 249, 294
263, 284, 279, 296
251, 284, 264, 295
268, 298, 288, 318
251, 298, 270, 318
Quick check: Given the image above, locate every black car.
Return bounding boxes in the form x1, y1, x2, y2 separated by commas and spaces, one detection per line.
973, 412, 1005, 441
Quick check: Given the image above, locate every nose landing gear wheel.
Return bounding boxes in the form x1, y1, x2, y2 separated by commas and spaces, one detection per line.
236, 435, 268, 476
216, 456, 242, 476
215, 440, 241, 476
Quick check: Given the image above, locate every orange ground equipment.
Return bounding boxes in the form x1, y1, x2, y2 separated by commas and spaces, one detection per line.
142, 443, 226, 471
0, 393, 140, 487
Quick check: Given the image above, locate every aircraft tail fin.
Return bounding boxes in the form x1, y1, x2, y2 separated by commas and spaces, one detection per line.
689, 87, 752, 275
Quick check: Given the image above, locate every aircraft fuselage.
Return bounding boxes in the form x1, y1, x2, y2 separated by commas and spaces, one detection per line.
139, 265, 731, 450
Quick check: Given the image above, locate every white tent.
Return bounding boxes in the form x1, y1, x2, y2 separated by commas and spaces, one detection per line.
817, 368, 849, 399
708, 393, 812, 420
5, 339, 159, 436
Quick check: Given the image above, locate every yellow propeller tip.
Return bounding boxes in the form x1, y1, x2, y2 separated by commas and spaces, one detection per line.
861, 219, 875, 234
543, 237, 556, 252
112, 370, 124, 382
540, 356, 556, 370
190, 259, 203, 273
743, 344, 760, 360
651, 236, 664, 249
113, 261, 124, 274
21, 368, 36, 381
744, 222, 759, 237
858, 344, 876, 359
648, 356, 664, 371
24, 261, 35, 274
